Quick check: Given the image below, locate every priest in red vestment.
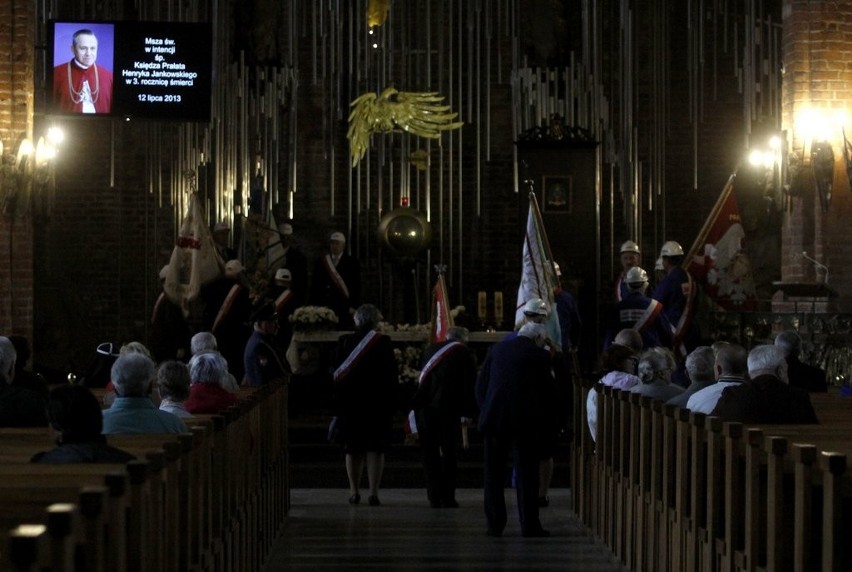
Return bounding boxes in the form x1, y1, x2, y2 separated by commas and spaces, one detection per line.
52, 28, 113, 114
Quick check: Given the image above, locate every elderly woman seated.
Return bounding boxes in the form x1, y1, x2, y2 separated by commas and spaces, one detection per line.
586, 343, 641, 442
157, 360, 193, 418
32, 385, 136, 463
184, 352, 239, 414
629, 347, 684, 402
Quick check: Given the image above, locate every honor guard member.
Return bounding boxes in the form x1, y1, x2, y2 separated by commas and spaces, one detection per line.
278, 222, 309, 304
603, 267, 670, 350
614, 240, 641, 302
243, 302, 289, 387
652, 241, 701, 361
311, 231, 361, 329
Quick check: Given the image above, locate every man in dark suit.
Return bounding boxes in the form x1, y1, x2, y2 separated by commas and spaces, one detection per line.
475, 322, 558, 538
710, 344, 818, 424
278, 221, 309, 305
413, 326, 478, 508
311, 231, 361, 329
774, 330, 828, 393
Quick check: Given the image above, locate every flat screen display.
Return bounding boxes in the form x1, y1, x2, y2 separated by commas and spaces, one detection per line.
48, 20, 213, 122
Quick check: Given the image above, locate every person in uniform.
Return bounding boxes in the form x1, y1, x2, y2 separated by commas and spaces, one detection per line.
412, 326, 478, 508
150, 264, 192, 363
652, 241, 701, 361
278, 222, 309, 305
603, 267, 671, 350
203, 259, 252, 382
212, 220, 238, 262
331, 304, 399, 506
243, 302, 289, 386
311, 231, 361, 329
614, 240, 641, 302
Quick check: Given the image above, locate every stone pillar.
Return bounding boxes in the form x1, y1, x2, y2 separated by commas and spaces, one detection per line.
0, 1, 35, 339
777, 0, 852, 313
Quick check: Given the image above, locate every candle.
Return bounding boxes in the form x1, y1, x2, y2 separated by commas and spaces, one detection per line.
477, 291, 487, 320
493, 292, 503, 322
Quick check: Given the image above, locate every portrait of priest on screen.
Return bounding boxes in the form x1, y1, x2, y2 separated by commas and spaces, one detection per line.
53, 28, 114, 114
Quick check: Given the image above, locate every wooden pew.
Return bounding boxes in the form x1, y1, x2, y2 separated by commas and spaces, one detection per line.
1, 378, 288, 572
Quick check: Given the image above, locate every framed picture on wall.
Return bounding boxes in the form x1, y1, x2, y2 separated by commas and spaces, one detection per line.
542, 176, 572, 213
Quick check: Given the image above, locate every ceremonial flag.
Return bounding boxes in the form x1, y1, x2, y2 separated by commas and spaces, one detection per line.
429, 272, 454, 343
515, 192, 562, 348
240, 209, 286, 278
684, 172, 757, 310
163, 193, 224, 316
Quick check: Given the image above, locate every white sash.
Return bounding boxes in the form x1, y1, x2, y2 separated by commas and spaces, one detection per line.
323, 254, 350, 299
633, 299, 663, 333
213, 284, 242, 333
333, 330, 381, 383
274, 289, 294, 314
417, 341, 463, 384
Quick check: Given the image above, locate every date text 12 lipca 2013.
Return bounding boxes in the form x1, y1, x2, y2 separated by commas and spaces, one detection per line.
138, 94, 182, 103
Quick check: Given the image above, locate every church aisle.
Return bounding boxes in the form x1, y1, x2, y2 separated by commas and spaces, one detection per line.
263, 488, 626, 571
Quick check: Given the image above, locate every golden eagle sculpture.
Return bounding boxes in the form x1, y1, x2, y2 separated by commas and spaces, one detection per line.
347, 87, 464, 168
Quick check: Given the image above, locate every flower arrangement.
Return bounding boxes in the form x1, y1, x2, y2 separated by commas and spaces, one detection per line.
289, 305, 339, 331
394, 345, 422, 384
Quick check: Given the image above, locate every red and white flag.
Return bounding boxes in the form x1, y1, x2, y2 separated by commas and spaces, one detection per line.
430, 272, 454, 344
163, 194, 224, 316
515, 192, 562, 348
684, 173, 757, 310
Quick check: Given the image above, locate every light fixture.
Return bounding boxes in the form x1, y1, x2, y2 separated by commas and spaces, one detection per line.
810, 139, 834, 213
0, 127, 64, 217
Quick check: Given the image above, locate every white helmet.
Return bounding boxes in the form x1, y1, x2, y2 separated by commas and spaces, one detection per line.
522, 298, 550, 317
625, 267, 648, 285
620, 240, 640, 255
660, 241, 684, 257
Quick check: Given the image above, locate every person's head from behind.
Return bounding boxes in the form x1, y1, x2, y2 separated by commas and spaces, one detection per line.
0, 336, 17, 384
71, 29, 98, 68
747, 344, 788, 383
600, 343, 638, 375
120, 341, 152, 359
774, 330, 802, 359
191, 331, 218, 356
188, 352, 229, 387
110, 353, 156, 398
685, 346, 715, 383
46, 384, 103, 443
353, 304, 383, 331
625, 267, 649, 294
156, 361, 191, 402
446, 326, 470, 345
518, 322, 549, 348
613, 329, 643, 353
638, 347, 675, 384
714, 343, 748, 379
521, 298, 549, 325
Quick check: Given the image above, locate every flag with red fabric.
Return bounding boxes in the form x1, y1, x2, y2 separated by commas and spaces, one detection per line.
515, 192, 562, 348
430, 272, 454, 343
163, 193, 224, 316
684, 173, 757, 310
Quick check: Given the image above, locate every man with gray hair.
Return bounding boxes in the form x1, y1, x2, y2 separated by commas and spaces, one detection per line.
102, 353, 188, 435
774, 330, 827, 393
686, 343, 748, 414
0, 336, 48, 427
476, 321, 558, 537
710, 344, 818, 423
667, 346, 716, 408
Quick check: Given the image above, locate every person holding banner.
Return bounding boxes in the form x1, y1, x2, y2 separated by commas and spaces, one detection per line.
652, 241, 701, 364
332, 304, 398, 506
603, 267, 671, 351
412, 326, 478, 508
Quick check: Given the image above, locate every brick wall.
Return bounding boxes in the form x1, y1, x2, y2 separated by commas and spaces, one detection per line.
778, 0, 852, 312
0, 1, 35, 343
